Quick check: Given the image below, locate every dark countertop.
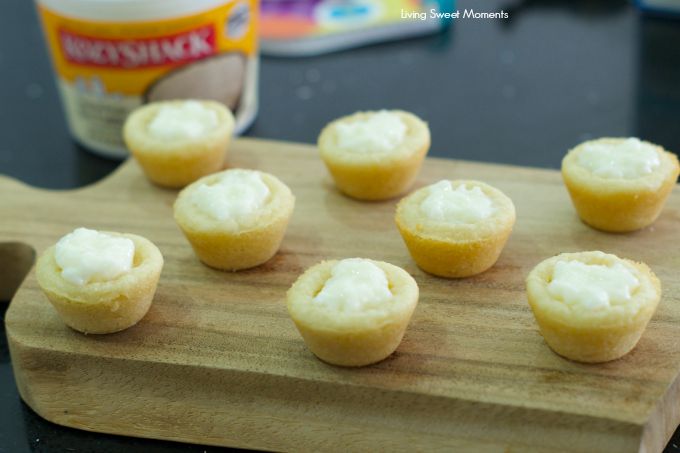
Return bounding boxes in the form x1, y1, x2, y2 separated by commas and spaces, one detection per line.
1, 0, 679, 451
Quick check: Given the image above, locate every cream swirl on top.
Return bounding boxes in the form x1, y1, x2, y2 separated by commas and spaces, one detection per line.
419, 180, 495, 224
547, 260, 640, 310
577, 138, 660, 179
313, 258, 393, 313
147, 100, 219, 141
334, 110, 406, 153
55, 228, 135, 286
188, 169, 270, 229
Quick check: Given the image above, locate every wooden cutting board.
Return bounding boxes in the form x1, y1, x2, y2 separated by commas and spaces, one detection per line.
3, 138, 680, 452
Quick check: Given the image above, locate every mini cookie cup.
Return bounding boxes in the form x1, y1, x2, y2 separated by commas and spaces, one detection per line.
561, 138, 679, 232
173, 170, 295, 271
287, 259, 419, 367
395, 180, 515, 278
36, 232, 164, 334
526, 251, 661, 363
123, 100, 234, 188
318, 110, 430, 201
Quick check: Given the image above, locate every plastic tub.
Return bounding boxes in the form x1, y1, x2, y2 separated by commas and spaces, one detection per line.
36, 0, 259, 158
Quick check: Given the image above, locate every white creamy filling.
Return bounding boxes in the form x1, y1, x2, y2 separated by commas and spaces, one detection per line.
548, 260, 640, 309
334, 110, 406, 153
189, 169, 270, 226
55, 228, 135, 286
314, 258, 393, 313
147, 101, 219, 140
419, 180, 494, 224
577, 138, 660, 179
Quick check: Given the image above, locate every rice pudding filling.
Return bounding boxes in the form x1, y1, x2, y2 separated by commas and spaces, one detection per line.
55, 227, 135, 286
548, 260, 640, 310
314, 258, 393, 315
577, 137, 661, 179
147, 100, 219, 141
188, 169, 271, 229
334, 110, 406, 153
419, 180, 495, 224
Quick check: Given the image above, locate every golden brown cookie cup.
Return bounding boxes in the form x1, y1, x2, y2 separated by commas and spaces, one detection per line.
526, 251, 661, 363
123, 100, 234, 189
395, 180, 515, 278
287, 259, 419, 367
561, 138, 679, 233
173, 170, 295, 271
318, 110, 430, 201
36, 232, 164, 334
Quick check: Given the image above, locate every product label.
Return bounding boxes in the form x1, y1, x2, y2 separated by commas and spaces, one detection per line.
38, 1, 258, 157
59, 25, 217, 68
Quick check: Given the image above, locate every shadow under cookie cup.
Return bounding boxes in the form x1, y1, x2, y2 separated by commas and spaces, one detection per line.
36, 233, 164, 334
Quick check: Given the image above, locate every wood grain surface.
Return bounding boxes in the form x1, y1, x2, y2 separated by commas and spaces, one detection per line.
2, 138, 680, 452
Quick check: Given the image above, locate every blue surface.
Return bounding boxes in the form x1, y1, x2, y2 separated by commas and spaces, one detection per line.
636, 0, 680, 16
